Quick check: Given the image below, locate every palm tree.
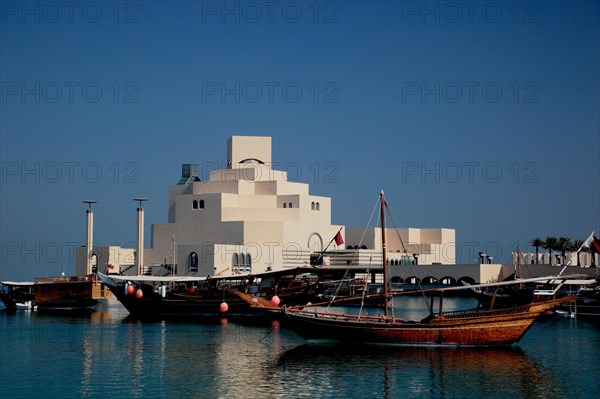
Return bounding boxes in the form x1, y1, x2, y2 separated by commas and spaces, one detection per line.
543, 237, 558, 265
556, 237, 572, 265
572, 239, 583, 266
529, 238, 543, 264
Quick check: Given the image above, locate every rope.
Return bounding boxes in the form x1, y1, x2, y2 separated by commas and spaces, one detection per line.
258, 320, 280, 342
357, 256, 372, 321
385, 201, 432, 313
326, 195, 381, 310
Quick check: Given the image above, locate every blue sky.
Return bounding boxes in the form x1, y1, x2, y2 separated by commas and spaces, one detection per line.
1, 1, 599, 280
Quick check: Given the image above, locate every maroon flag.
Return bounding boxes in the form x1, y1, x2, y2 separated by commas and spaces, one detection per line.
593, 236, 600, 253
108, 263, 115, 269
334, 231, 344, 246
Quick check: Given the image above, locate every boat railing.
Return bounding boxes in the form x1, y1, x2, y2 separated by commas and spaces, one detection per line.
290, 308, 403, 323
34, 275, 95, 284
438, 305, 531, 319
533, 289, 556, 296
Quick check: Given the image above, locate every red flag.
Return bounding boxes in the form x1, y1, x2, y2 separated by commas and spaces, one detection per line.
108, 263, 115, 269
593, 236, 600, 253
334, 231, 344, 246
579, 232, 600, 253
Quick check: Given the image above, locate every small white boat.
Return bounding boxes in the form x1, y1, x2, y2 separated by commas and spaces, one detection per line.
14, 300, 36, 310
555, 309, 575, 318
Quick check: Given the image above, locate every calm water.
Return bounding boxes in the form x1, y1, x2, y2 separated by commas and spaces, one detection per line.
1, 297, 599, 399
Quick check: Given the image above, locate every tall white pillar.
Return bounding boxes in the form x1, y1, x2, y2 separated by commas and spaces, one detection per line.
137, 207, 144, 274
83, 200, 96, 275
134, 198, 147, 275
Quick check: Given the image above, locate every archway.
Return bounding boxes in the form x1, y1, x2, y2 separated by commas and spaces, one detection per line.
189, 252, 198, 272
458, 276, 476, 285
440, 276, 457, 285
91, 253, 98, 273
406, 276, 420, 284
307, 232, 323, 253
422, 276, 438, 284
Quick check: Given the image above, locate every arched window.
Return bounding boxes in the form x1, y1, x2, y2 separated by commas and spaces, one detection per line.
316, 202, 320, 211
91, 253, 98, 273
246, 253, 252, 272
193, 200, 198, 209
232, 252, 251, 272
288, 202, 292, 208
189, 252, 198, 272
283, 203, 287, 208
199, 199, 205, 209
311, 202, 315, 210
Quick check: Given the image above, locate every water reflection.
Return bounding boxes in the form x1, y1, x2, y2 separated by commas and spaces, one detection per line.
270, 344, 563, 399
2, 300, 597, 399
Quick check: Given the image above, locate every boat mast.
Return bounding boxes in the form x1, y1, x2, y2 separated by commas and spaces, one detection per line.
171, 235, 176, 276
380, 191, 389, 318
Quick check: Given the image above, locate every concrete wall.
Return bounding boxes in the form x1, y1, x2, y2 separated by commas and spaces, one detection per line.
75, 246, 135, 275
513, 251, 599, 267
227, 135, 272, 168
345, 227, 456, 265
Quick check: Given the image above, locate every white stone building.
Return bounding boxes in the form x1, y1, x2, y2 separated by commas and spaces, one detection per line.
76, 136, 456, 277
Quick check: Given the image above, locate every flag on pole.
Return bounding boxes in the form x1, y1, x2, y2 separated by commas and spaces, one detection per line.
108, 263, 115, 269
334, 230, 344, 246
578, 231, 600, 253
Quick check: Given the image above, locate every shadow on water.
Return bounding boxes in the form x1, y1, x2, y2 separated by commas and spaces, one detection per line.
268, 343, 566, 399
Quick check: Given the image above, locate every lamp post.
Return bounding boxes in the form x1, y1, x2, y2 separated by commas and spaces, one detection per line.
133, 198, 148, 275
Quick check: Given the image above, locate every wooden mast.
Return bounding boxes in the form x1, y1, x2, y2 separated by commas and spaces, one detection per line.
380, 191, 389, 318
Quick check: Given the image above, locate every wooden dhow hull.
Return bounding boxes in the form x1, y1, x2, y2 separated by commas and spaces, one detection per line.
98, 272, 320, 319
1, 275, 103, 312
114, 290, 254, 318
99, 274, 252, 318
281, 310, 535, 346
236, 292, 574, 347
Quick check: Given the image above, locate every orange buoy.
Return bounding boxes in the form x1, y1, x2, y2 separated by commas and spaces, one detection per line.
135, 289, 143, 299
127, 285, 136, 295
219, 302, 229, 313
271, 295, 281, 306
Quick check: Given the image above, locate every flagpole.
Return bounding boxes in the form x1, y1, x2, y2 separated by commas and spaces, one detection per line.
578, 231, 596, 253
317, 227, 344, 263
